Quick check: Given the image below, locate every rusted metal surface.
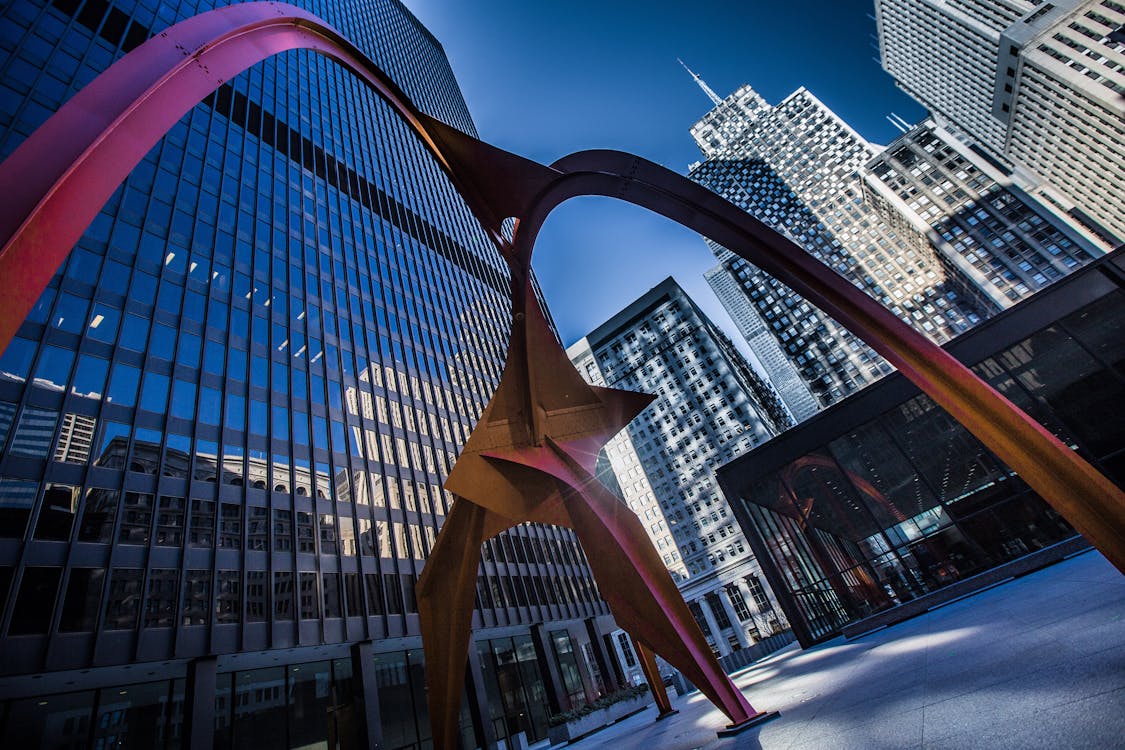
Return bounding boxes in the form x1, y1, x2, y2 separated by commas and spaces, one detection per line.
0, 4, 1122, 749
633, 638, 675, 717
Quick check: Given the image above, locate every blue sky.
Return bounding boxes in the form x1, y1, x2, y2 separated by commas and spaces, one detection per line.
402, 0, 927, 346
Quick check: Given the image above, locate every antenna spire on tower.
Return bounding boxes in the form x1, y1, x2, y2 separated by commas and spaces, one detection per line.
677, 58, 723, 106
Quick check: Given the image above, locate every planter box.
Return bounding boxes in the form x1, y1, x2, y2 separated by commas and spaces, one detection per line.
547, 694, 651, 744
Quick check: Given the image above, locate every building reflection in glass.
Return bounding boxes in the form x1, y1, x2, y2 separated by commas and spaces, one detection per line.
722, 261, 1125, 646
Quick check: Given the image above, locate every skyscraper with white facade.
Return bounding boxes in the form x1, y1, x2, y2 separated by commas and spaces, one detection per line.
689, 83, 988, 411
568, 279, 791, 659
864, 118, 1102, 308
687, 68, 1103, 417
875, 0, 1125, 246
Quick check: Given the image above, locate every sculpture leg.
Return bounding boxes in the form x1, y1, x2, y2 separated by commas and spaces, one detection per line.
417, 500, 511, 750
633, 638, 676, 718
561, 482, 761, 727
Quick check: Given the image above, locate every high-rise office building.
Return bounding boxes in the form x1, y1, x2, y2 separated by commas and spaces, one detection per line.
875, 0, 1125, 246
568, 279, 791, 659
689, 82, 987, 411
703, 262, 820, 424
864, 118, 1102, 309
0, 2, 622, 747
686, 71, 1102, 417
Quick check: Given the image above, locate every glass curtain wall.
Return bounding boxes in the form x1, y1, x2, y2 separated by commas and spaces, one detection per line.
732, 282, 1125, 644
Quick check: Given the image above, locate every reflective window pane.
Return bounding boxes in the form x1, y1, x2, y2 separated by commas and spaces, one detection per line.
140, 372, 170, 413
170, 379, 196, 420
0, 337, 36, 383
144, 568, 178, 628
216, 571, 240, 625
92, 680, 177, 750
190, 499, 215, 547
155, 496, 185, 547
119, 314, 150, 352
107, 363, 141, 407
182, 569, 210, 626
230, 667, 286, 749
8, 567, 61, 635
119, 492, 153, 544
86, 303, 120, 344
0, 690, 95, 748
32, 345, 74, 391
34, 483, 79, 541
78, 487, 118, 543
246, 571, 268, 623
71, 354, 109, 400
105, 568, 144, 630
11, 407, 58, 459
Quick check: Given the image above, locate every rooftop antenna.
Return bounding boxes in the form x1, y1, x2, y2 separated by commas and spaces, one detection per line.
886, 114, 908, 134
890, 112, 913, 130
677, 58, 723, 106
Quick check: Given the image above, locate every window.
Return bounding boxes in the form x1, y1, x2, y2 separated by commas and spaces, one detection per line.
155, 496, 185, 546
220, 503, 241, 548
746, 575, 771, 610
344, 573, 363, 618
274, 572, 295, 620
119, 314, 150, 352
71, 353, 109, 400
32, 346, 74, 391
83, 304, 119, 346
144, 569, 179, 628
78, 487, 118, 543
216, 571, 240, 624
169, 379, 196, 420
246, 571, 268, 622
139, 372, 170, 413
34, 483, 79, 541
58, 568, 105, 632
248, 507, 269, 551
107, 363, 141, 406
273, 509, 292, 551
298, 572, 319, 619
105, 568, 144, 630
182, 570, 210, 626
119, 492, 153, 544
726, 585, 752, 622
616, 632, 637, 668
8, 567, 61, 635
189, 500, 215, 547
297, 511, 315, 553
322, 573, 342, 618
318, 514, 337, 554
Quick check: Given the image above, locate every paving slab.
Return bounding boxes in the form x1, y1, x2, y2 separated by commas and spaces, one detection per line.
549, 550, 1125, 750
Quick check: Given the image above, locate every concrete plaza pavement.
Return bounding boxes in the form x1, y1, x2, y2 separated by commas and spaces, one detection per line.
546, 549, 1125, 750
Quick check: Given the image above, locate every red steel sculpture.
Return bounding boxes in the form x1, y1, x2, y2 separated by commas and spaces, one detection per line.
0, 3, 1123, 748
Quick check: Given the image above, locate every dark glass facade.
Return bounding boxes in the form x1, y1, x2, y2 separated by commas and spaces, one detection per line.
717, 249, 1125, 646
0, 1, 623, 746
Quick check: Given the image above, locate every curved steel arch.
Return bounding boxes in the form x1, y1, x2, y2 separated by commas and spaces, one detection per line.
506, 149, 1125, 566
0, 3, 1122, 749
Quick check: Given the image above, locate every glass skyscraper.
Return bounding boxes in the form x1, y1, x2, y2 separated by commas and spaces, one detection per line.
0, 1, 622, 747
